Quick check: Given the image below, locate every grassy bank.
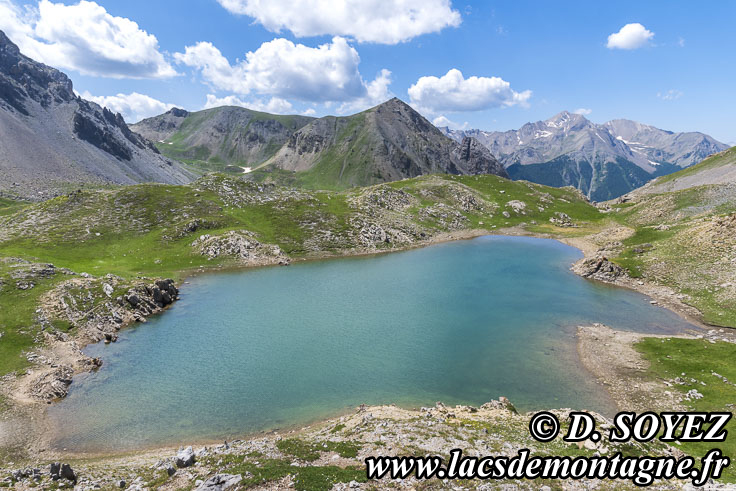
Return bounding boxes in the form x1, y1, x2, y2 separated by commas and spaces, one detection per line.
636, 337, 736, 482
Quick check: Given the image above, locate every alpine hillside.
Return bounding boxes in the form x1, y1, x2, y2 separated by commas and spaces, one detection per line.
131, 106, 315, 174
260, 97, 508, 189
440, 111, 728, 201
0, 31, 193, 201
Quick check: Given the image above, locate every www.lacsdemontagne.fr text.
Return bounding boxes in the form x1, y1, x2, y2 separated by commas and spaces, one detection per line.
365, 448, 730, 487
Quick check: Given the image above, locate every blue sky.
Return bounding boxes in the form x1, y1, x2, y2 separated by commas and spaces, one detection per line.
1, 0, 734, 143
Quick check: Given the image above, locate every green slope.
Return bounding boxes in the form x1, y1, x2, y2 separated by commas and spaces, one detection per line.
133, 106, 314, 174
647, 146, 736, 187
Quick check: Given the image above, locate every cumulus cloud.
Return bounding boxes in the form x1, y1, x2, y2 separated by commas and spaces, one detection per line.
0, 0, 176, 78
432, 115, 468, 130
203, 94, 294, 114
657, 89, 683, 101
215, 0, 461, 44
573, 108, 592, 115
337, 68, 392, 113
408, 69, 531, 114
175, 37, 389, 106
80, 91, 175, 123
606, 23, 654, 50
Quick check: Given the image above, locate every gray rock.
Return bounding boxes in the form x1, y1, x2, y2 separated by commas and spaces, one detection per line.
194, 474, 242, 491
175, 446, 196, 468
573, 256, 626, 282
60, 464, 76, 482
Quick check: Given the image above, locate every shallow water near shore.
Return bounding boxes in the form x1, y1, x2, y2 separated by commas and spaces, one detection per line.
48, 236, 699, 452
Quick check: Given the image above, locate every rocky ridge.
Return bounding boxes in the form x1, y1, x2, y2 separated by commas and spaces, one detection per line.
0, 30, 193, 200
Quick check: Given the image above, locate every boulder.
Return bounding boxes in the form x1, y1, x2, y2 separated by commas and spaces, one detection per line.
194, 474, 242, 491
175, 446, 196, 468
103, 283, 114, 297
60, 464, 76, 482
573, 256, 626, 282
50, 463, 76, 482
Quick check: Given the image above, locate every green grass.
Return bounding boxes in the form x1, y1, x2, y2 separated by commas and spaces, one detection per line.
202, 454, 366, 491
0, 197, 29, 216
0, 263, 67, 375
611, 226, 678, 278
276, 439, 362, 461
636, 337, 736, 482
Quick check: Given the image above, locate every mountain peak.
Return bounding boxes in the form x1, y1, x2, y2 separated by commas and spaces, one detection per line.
0, 30, 19, 52
372, 97, 413, 113
165, 107, 189, 118
0, 30, 23, 68
547, 110, 587, 123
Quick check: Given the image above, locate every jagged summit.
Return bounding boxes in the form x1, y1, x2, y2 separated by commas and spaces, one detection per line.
0, 30, 193, 200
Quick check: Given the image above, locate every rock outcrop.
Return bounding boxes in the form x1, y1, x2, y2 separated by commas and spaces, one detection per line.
191, 231, 290, 266
451, 136, 508, 177
194, 474, 242, 491
573, 255, 627, 282
175, 447, 196, 468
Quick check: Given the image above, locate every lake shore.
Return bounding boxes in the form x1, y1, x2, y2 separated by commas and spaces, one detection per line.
0, 225, 722, 474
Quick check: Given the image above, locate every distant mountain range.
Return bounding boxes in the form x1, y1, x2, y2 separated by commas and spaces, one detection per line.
0, 30, 192, 200
440, 112, 729, 201
2, 26, 728, 201
135, 98, 508, 189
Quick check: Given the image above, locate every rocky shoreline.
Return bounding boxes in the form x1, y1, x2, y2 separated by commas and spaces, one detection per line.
3, 398, 723, 491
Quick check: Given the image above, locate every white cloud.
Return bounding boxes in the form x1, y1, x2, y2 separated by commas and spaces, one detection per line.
203, 94, 294, 114
215, 0, 461, 44
657, 89, 683, 101
408, 68, 531, 113
432, 115, 468, 130
80, 91, 175, 123
175, 37, 389, 105
337, 68, 392, 113
573, 108, 592, 115
0, 0, 176, 78
302, 108, 316, 116
678, 37, 685, 48
606, 23, 654, 50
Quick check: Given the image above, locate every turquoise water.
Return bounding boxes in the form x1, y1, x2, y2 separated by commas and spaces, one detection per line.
48, 236, 698, 451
